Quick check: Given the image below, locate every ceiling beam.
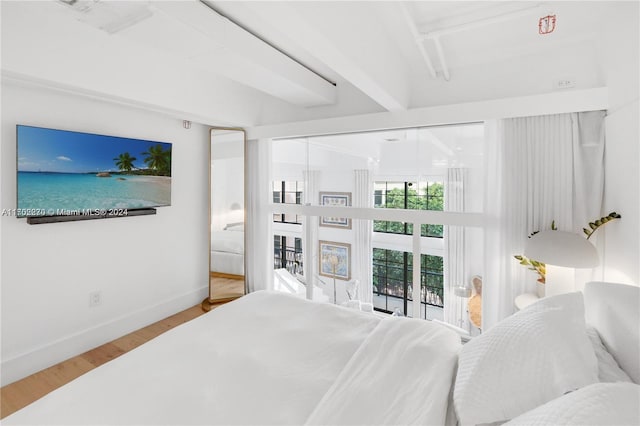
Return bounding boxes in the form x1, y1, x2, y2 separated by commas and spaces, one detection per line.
415, 4, 547, 82
246, 88, 609, 140
152, 1, 336, 107
228, 2, 410, 112
418, 4, 546, 39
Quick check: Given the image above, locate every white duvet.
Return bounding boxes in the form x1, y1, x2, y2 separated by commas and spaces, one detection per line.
4, 291, 461, 425
211, 229, 244, 254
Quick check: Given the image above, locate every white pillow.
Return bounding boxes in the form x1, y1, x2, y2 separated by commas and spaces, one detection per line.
585, 325, 633, 383
504, 382, 640, 425
454, 292, 598, 426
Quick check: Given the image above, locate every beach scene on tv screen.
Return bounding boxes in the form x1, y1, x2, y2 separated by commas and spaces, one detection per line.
17, 125, 171, 216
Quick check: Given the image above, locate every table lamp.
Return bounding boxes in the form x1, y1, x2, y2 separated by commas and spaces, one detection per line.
524, 230, 599, 296
454, 285, 472, 329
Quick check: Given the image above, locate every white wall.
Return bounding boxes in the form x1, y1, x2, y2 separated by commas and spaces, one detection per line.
598, 2, 639, 285
602, 100, 639, 285
0, 82, 209, 385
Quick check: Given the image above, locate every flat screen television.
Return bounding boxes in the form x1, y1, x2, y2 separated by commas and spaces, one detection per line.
16, 125, 172, 218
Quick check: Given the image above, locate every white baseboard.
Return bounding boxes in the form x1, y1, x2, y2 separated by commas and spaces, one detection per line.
1, 286, 208, 386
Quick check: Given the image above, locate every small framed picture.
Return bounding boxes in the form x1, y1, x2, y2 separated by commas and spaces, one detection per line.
319, 192, 352, 229
319, 240, 351, 281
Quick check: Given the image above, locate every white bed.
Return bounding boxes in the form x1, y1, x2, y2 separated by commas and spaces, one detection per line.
4, 282, 639, 425
210, 223, 244, 276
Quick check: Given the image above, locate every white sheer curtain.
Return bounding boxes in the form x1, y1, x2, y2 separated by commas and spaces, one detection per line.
483, 111, 605, 329
302, 170, 320, 205
245, 138, 273, 293
443, 168, 468, 330
353, 169, 373, 303
572, 111, 606, 232
302, 170, 320, 296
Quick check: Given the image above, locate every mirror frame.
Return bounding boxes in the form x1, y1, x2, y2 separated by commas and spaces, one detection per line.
202, 126, 247, 312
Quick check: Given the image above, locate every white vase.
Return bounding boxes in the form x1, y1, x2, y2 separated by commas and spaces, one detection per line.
536, 282, 545, 298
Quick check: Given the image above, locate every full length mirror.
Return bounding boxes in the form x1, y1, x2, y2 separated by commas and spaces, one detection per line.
202, 128, 246, 311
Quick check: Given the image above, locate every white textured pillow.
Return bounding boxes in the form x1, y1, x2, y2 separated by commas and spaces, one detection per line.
504, 382, 640, 425
585, 325, 633, 383
454, 292, 598, 425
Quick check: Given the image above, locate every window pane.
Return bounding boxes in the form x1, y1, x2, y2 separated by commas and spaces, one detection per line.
421, 254, 444, 315
371, 248, 444, 318
373, 180, 443, 237
406, 182, 420, 209
385, 186, 405, 208
283, 192, 297, 204
373, 189, 383, 207
273, 235, 304, 275
272, 180, 303, 224
421, 223, 443, 238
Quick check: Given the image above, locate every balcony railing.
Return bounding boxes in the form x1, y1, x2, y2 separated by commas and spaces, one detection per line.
274, 248, 303, 275
373, 284, 443, 308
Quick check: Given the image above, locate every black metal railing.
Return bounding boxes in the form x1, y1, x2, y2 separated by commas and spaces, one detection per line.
421, 284, 444, 307
373, 284, 443, 309
274, 248, 303, 275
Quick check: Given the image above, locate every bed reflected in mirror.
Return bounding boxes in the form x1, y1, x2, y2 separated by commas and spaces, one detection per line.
202, 128, 246, 311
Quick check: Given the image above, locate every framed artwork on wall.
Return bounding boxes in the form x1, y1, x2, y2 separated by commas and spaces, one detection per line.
319, 191, 352, 229
319, 240, 351, 281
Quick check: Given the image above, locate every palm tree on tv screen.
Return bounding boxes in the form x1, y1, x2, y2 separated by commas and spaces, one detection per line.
142, 144, 171, 176
113, 152, 137, 172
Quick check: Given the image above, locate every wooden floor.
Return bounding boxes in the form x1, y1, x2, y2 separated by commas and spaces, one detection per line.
0, 303, 212, 419
209, 274, 245, 301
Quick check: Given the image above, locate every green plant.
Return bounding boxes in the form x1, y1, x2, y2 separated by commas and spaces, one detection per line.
583, 212, 622, 239
514, 212, 621, 284
514, 255, 547, 283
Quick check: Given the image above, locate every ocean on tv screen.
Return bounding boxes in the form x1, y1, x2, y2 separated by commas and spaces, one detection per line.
17, 171, 171, 216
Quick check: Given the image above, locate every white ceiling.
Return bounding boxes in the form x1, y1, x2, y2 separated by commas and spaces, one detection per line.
1, 1, 633, 127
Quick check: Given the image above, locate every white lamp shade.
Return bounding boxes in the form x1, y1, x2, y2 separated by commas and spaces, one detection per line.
454, 286, 472, 298
524, 230, 599, 268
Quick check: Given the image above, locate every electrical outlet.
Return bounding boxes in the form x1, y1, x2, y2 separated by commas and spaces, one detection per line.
555, 78, 576, 89
89, 291, 102, 307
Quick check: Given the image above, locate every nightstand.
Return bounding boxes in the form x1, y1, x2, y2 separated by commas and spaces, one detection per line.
514, 293, 540, 311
